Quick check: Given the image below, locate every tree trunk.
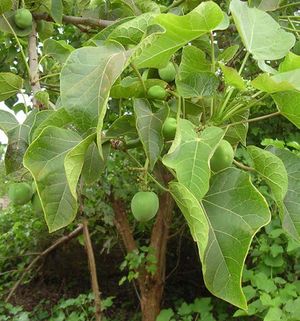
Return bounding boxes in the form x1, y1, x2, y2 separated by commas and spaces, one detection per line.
140, 284, 164, 321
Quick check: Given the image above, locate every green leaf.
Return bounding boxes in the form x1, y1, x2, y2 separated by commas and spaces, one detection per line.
179, 46, 211, 76
230, 0, 295, 60
217, 45, 239, 63
133, 1, 224, 68
29, 110, 54, 142
0, 72, 23, 101
251, 74, 294, 93
108, 13, 156, 45
0, 0, 12, 14
268, 148, 300, 241
0, 110, 18, 133
133, 98, 168, 169
171, 169, 270, 309
264, 307, 283, 321
176, 72, 219, 98
60, 43, 129, 144
279, 52, 300, 72
169, 182, 209, 262
220, 63, 246, 90
156, 309, 174, 321
82, 142, 110, 185
31, 108, 73, 141
104, 115, 137, 139
43, 39, 74, 63
51, 0, 63, 24
257, 0, 280, 11
163, 120, 224, 200
247, 146, 288, 209
202, 168, 270, 308
23, 127, 94, 232
224, 111, 249, 146
272, 91, 300, 128
110, 77, 167, 99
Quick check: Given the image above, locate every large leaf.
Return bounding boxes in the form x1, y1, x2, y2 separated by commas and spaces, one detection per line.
268, 148, 300, 241
279, 52, 300, 72
230, 0, 295, 60
51, 0, 63, 24
31, 108, 73, 141
23, 127, 94, 232
163, 120, 224, 200
29, 110, 55, 142
60, 43, 129, 134
272, 91, 300, 128
134, 98, 168, 169
133, 1, 223, 68
82, 142, 110, 185
251, 74, 294, 93
104, 115, 137, 140
0, 110, 18, 132
0, 72, 23, 101
247, 146, 288, 209
176, 72, 219, 98
108, 13, 156, 45
43, 39, 74, 63
171, 168, 270, 309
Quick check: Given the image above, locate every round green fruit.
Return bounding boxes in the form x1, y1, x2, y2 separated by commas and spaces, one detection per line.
8, 182, 33, 205
147, 85, 167, 100
210, 140, 234, 172
158, 62, 176, 82
32, 193, 43, 214
162, 117, 177, 140
14, 8, 32, 29
131, 191, 159, 222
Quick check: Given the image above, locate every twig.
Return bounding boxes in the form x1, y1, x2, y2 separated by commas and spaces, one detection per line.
221, 111, 281, 128
5, 224, 84, 303
28, 21, 42, 108
33, 13, 114, 29
233, 159, 255, 172
82, 219, 102, 321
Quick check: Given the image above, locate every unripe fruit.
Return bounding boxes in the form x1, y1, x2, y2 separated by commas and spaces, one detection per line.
147, 85, 167, 100
14, 8, 32, 29
210, 140, 234, 172
131, 191, 159, 222
158, 62, 176, 82
162, 117, 177, 140
8, 182, 33, 205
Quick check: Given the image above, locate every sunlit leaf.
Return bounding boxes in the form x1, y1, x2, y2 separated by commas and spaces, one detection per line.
0, 72, 23, 101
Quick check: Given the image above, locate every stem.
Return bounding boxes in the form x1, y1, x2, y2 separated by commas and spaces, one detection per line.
82, 219, 102, 321
131, 63, 147, 94
1, 14, 30, 77
218, 51, 250, 116
125, 151, 169, 192
233, 159, 255, 172
38, 72, 60, 82
28, 21, 42, 108
278, 2, 300, 10
222, 111, 281, 128
210, 32, 215, 118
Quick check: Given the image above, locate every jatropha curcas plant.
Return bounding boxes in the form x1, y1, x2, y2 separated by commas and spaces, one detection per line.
0, 0, 300, 320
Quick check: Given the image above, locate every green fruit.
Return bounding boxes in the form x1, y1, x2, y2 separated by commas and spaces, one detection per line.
131, 191, 159, 222
158, 62, 176, 82
147, 85, 167, 100
162, 117, 177, 140
210, 140, 234, 172
8, 182, 33, 205
32, 193, 43, 214
14, 9, 32, 29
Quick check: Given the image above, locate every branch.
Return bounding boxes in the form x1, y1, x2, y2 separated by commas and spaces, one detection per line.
83, 219, 102, 321
5, 224, 84, 303
28, 21, 42, 108
33, 13, 114, 29
233, 159, 255, 172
